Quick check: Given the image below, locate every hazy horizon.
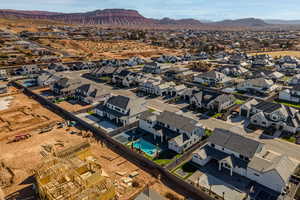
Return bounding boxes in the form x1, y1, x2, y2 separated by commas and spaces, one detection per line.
1, 0, 300, 21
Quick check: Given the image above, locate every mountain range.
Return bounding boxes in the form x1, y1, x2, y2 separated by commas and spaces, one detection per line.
0, 8, 298, 29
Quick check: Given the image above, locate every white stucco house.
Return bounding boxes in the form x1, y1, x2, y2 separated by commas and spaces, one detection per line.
279, 85, 300, 104
192, 128, 296, 193
139, 111, 205, 154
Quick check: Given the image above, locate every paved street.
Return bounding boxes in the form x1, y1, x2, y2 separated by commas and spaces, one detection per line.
57, 70, 182, 113
57, 70, 300, 163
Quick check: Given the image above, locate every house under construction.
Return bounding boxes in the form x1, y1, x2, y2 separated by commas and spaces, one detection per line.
35, 142, 116, 200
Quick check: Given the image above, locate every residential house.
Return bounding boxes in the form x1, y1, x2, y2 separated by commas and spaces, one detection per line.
0, 84, 7, 94
277, 63, 300, 75
94, 95, 147, 126
190, 91, 236, 112
279, 85, 300, 104
50, 77, 82, 97
20, 65, 41, 75
0, 69, 7, 80
192, 128, 296, 193
138, 76, 162, 95
139, 111, 205, 154
251, 54, 274, 68
267, 71, 284, 81
218, 65, 249, 77
143, 62, 169, 74
278, 56, 300, 65
240, 101, 300, 134
289, 74, 300, 85
155, 82, 176, 96
112, 70, 144, 87
194, 71, 227, 86
37, 72, 63, 86
75, 84, 111, 104
236, 78, 278, 95
134, 188, 165, 200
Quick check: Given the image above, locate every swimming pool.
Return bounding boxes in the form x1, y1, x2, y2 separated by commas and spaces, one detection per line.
22, 79, 37, 87
133, 139, 159, 157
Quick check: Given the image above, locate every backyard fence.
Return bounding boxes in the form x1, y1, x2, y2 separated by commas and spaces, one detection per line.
12, 81, 215, 200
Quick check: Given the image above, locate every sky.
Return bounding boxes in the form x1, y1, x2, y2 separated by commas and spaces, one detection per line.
1, 0, 300, 21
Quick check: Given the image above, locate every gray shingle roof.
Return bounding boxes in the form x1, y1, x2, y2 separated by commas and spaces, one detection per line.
106, 95, 130, 110
208, 129, 263, 159
157, 111, 200, 133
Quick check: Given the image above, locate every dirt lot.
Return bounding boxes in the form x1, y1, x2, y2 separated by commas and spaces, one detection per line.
37, 39, 183, 60
250, 51, 300, 58
0, 18, 66, 34
1, 91, 183, 200
0, 93, 61, 139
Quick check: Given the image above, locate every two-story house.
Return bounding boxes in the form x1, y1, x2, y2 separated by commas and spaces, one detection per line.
279, 85, 300, 104
94, 95, 147, 126
190, 91, 236, 112
240, 101, 300, 134
112, 70, 144, 87
143, 62, 169, 74
139, 111, 205, 154
192, 128, 296, 193
194, 71, 227, 86
75, 84, 111, 105
236, 78, 278, 95
50, 77, 82, 97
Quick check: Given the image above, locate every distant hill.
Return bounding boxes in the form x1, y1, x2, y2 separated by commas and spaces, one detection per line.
264, 19, 300, 25
213, 18, 268, 27
0, 9, 274, 29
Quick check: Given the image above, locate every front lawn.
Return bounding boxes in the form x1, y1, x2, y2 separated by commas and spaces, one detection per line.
211, 113, 222, 119
153, 150, 182, 167
235, 99, 246, 105
282, 136, 296, 143
173, 161, 198, 179
205, 129, 213, 137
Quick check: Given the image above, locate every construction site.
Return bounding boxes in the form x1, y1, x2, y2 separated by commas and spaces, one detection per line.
35, 142, 116, 200
0, 88, 182, 200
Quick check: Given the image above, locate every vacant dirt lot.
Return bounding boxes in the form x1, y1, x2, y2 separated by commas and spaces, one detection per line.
37, 39, 183, 60
0, 93, 61, 139
250, 51, 300, 58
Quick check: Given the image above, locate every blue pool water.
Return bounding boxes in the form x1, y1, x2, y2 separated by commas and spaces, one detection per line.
133, 139, 158, 157
22, 79, 37, 87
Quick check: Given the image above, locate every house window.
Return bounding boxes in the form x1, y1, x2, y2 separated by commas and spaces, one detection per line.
262, 122, 266, 125
253, 120, 257, 123
254, 173, 260, 177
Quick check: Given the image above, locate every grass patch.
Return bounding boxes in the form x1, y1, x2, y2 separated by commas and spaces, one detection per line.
53, 98, 65, 104
212, 113, 222, 119
148, 108, 156, 113
274, 100, 300, 108
153, 150, 181, 167
173, 161, 198, 179
87, 110, 95, 115
235, 99, 245, 105
205, 129, 213, 137
282, 136, 296, 143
